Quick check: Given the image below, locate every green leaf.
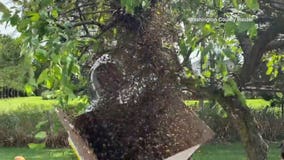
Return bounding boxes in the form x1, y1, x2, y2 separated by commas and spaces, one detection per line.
28, 143, 46, 149
51, 54, 61, 64
0, 2, 11, 18
184, 68, 193, 78
40, 0, 53, 6
223, 48, 236, 61
35, 48, 48, 62
37, 69, 49, 84
276, 92, 283, 98
223, 79, 239, 97
142, 0, 151, 8
224, 22, 237, 35
24, 84, 34, 95
232, 0, 239, 8
266, 66, 273, 75
237, 22, 255, 33
121, 0, 134, 14
10, 14, 20, 26
72, 64, 80, 75
223, 82, 235, 96
35, 131, 47, 140
214, 0, 224, 9
46, 79, 53, 89
246, 0, 259, 10
39, 10, 48, 19
203, 70, 211, 78
179, 39, 188, 56
120, 0, 146, 14
273, 70, 279, 78
29, 12, 40, 22
248, 24, 257, 38
51, 9, 58, 18
16, 19, 29, 32
53, 64, 63, 79
35, 120, 48, 130
202, 24, 214, 34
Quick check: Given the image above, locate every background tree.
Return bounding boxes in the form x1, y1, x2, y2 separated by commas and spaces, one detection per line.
0, 35, 30, 97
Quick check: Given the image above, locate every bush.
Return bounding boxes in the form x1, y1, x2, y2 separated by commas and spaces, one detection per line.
196, 103, 239, 142
253, 107, 284, 140
193, 102, 284, 142
0, 104, 68, 147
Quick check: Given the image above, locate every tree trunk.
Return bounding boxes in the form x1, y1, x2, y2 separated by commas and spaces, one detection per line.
184, 76, 269, 160
216, 94, 268, 160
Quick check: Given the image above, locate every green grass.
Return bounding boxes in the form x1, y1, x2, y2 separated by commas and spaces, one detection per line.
185, 99, 271, 110
0, 96, 56, 113
0, 147, 76, 160
192, 143, 279, 160
0, 96, 86, 114
0, 143, 279, 160
1, 97, 270, 113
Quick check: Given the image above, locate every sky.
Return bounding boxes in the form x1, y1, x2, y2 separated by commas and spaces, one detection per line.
0, 0, 20, 37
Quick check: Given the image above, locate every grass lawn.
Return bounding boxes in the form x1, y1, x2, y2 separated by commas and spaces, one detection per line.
185, 99, 271, 110
0, 143, 279, 160
192, 142, 279, 160
0, 147, 76, 160
0, 96, 56, 113
0, 97, 271, 113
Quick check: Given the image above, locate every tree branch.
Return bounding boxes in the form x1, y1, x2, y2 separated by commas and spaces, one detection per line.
73, 20, 104, 29
181, 33, 212, 67
270, 0, 284, 11
62, 2, 98, 15
75, 0, 90, 36
236, 33, 252, 56
238, 18, 284, 85
265, 39, 284, 51
81, 10, 115, 15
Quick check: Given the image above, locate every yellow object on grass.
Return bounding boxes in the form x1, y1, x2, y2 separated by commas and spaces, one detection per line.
14, 156, 25, 160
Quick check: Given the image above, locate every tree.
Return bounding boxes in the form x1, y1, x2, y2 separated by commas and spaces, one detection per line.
1, 0, 284, 159
175, 1, 284, 159
0, 35, 30, 97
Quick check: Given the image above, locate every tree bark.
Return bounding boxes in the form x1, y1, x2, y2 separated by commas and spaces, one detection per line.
219, 97, 268, 160
183, 76, 269, 160
205, 88, 268, 160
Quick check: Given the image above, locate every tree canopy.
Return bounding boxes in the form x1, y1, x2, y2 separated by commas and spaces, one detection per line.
0, 35, 30, 91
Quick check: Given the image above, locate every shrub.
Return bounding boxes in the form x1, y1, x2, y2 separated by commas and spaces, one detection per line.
196, 103, 239, 142
253, 107, 284, 140
0, 104, 68, 147
193, 102, 284, 142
